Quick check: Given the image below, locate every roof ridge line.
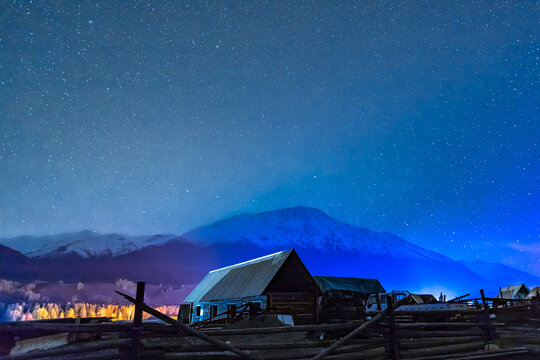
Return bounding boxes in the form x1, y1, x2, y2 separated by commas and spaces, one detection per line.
209, 250, 288, 273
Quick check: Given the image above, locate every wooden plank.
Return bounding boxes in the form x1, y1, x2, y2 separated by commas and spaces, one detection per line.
163, 351, 241, 359
200, 321, 363, 335
403, 347, 529, 360
399, 340, 485, 358
394, 322, 505, 328
0, 338, 132, 360
9, 333, 70, 355
398, 330, 486, 338
399, 336, 485, 349
0, 322, 134, 333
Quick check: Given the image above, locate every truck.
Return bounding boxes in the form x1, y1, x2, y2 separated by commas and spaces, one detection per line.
365, 291, 469, 314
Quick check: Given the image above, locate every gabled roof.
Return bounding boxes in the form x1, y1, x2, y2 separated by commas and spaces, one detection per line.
313, 276, 385, 294
185, 249, 316, 303
497, 284, 530, 299
527, 286, 540, 299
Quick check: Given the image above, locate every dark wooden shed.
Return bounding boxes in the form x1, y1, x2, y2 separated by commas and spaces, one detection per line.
313, 276, 385, 321
184, 249, 321, 325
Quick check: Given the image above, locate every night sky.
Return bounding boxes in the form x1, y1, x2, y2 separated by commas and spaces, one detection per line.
0, 2, 538, 273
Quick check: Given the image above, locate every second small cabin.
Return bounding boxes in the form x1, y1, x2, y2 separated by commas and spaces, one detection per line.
314, 276, 385, 321
497, 284, 530, 300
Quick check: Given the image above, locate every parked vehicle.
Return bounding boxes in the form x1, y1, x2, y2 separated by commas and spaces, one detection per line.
365, 291, 468, 313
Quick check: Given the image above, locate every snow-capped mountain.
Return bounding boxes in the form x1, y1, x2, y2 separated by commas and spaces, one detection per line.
182, 206, 451, 263
0, 206, 534, 296
0, 230, 177, 258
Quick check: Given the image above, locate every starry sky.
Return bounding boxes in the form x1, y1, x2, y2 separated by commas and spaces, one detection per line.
0, 1, 538, 273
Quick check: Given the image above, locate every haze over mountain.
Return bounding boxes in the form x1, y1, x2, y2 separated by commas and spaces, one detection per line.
0, 207, 537, 299
460, 260, 540, 288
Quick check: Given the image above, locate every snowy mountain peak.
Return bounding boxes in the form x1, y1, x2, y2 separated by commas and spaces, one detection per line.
182, 207, 450, 263
0, 231, 177, 259
0, 206, 449, 263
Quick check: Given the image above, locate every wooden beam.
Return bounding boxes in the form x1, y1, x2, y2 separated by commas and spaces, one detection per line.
115, 290, 255, 360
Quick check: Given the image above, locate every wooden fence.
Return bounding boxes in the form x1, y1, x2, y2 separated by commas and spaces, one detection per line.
0, 283, 538, 360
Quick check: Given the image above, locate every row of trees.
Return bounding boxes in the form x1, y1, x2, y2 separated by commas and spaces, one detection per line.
0, 302, 179, 322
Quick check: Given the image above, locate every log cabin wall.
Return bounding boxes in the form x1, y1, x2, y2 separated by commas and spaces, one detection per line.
267, 292, 318, 324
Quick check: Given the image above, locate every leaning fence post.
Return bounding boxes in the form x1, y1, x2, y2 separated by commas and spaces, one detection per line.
387, 294, 399, 360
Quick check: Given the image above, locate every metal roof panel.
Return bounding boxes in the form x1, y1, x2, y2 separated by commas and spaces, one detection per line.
184, 250, 293, 303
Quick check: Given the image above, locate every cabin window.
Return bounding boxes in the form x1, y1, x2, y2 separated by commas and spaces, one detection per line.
210, 305, 218, 318
227, 304, 236, 318
196, 305, 202, 317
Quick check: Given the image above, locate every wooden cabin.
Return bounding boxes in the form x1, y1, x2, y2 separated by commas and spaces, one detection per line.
497, 284, 530, 299
526, 286, 540, 299
184, 249, 322, 325
313, 276, 385, 321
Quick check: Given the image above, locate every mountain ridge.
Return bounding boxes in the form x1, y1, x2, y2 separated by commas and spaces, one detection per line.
0, 206, 537, 296
0, 230, 177, 258
182, 206, 452, 263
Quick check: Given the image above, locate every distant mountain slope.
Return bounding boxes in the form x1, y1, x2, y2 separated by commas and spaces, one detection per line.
0, 207, 503, 295
182, 206, 451, 263
460, 260, 540, 288
0, 244, 35, 280
0, 239, 277, 286
0, 230, 176, 258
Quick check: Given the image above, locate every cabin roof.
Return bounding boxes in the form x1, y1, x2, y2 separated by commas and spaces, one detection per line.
313, 276, 385, 294
185, 249, 311, 303
501, 284, 529, 293
497, 284, 530, 299
527, 286, 540, 299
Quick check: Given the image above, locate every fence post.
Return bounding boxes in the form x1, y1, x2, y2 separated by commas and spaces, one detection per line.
386, 294, 399, 360
480, 289, 494, 341
120, 281, 145, 360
